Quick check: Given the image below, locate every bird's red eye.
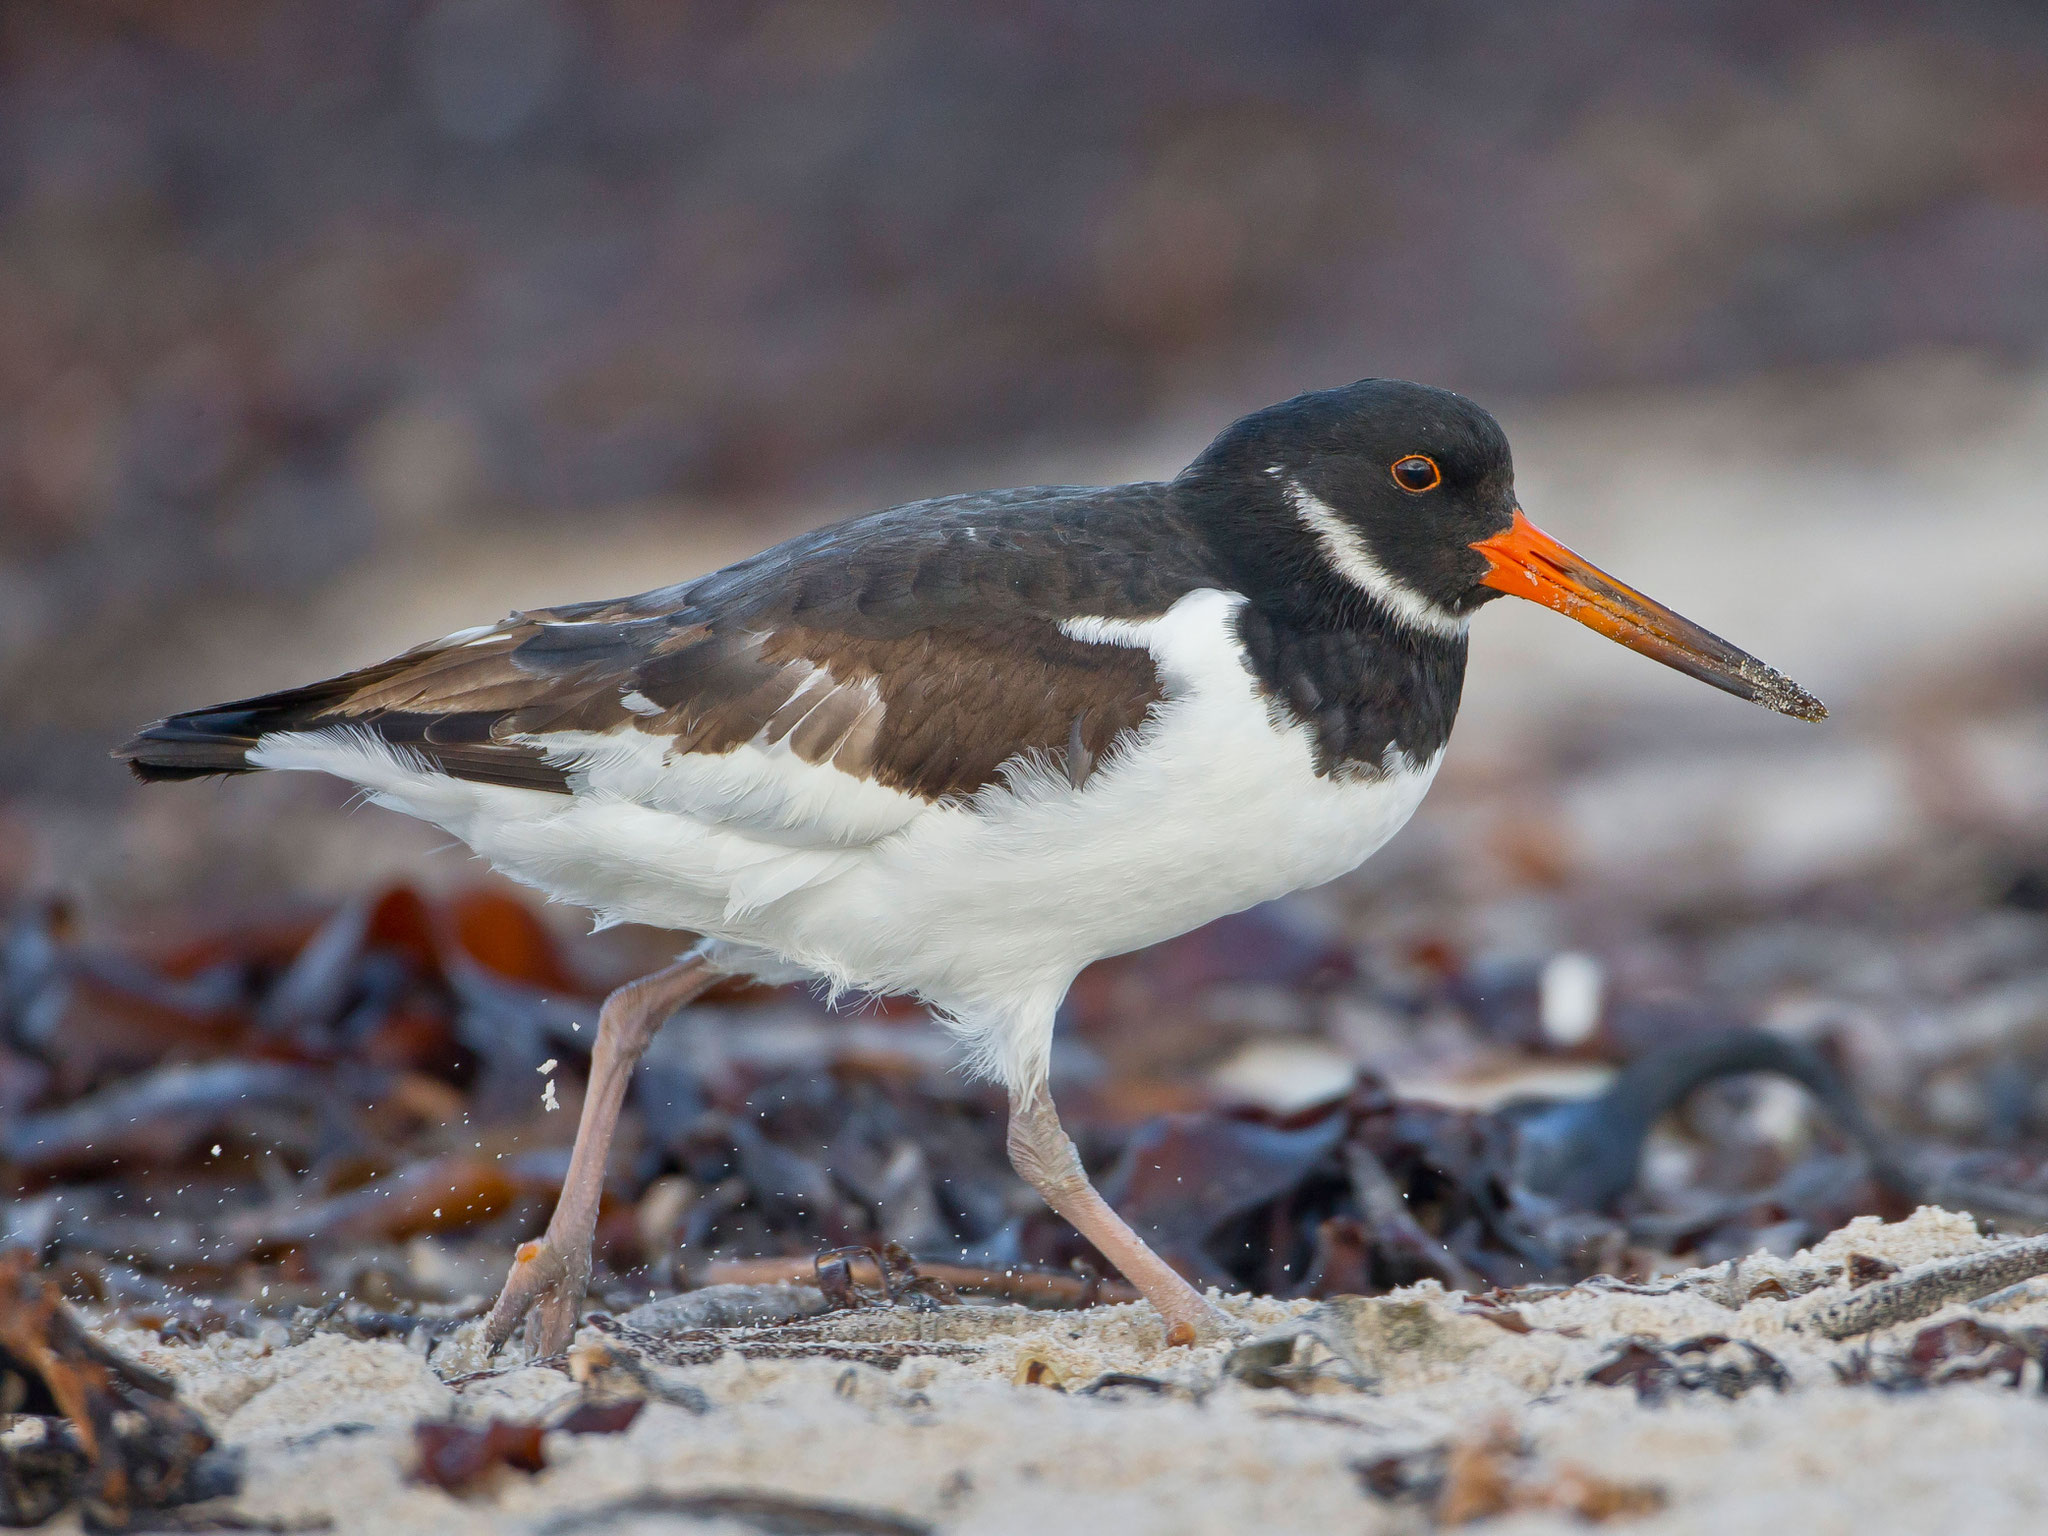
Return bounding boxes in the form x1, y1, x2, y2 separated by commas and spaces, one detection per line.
1391, 455, 1441, 493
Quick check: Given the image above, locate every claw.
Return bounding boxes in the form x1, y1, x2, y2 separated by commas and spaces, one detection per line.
1160, 1296, 1241, 1348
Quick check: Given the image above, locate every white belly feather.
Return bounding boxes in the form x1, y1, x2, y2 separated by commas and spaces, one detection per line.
249, 588, 1441, 1089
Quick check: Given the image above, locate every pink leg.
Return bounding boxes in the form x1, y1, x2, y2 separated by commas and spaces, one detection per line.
483, 951, 719, 1357
1007, 1085, 1227, 1344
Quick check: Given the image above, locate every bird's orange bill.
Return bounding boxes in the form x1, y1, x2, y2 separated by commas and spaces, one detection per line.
1471, 509, 1827, 721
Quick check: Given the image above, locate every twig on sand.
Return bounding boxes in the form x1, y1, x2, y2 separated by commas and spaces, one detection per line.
1801, 1232, 2048, 1339
442, 1351, 569, 1387
620, 1284, 834, 1334
534, 1489, 933, 1535
701, 1255, 1138, 1309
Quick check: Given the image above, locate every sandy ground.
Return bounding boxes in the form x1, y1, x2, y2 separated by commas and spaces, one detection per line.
70, 1206, 2048, 1535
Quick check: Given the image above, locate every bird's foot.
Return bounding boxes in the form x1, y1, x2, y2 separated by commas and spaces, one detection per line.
481, 1232, 589, 1360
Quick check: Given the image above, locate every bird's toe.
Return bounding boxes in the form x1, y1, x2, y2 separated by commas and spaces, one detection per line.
482, 1235, 586, 1360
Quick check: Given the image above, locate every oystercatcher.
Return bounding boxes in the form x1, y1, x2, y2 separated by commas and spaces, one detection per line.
119, 379, 1824, 1352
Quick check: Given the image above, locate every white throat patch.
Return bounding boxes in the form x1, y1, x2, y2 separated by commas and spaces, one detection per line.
1285, 481, 1468, 640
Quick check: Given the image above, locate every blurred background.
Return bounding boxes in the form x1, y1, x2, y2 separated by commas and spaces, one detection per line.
4, 1, 2048, 1304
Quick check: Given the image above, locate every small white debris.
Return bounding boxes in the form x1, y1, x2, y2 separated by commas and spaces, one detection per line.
543, 1078, 560, 1112
1539, 951, 1604, 1046
432, 1208, 442, 1219
209, 1144, 222, 1158
538, 1058, 558, 1074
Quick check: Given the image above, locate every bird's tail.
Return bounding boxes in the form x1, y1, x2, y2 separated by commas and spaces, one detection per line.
115, 659, 412, 783
117, 705, 267, 781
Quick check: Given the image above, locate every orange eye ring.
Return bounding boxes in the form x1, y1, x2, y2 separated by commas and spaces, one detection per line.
1390, 454, 1441, 493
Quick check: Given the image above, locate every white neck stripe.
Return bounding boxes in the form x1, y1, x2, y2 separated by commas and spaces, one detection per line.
1285, 481, 1468, 640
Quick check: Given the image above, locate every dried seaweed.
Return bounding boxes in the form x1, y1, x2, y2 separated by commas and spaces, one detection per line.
1586, 1335, 1790, 1402
550, 1399, 644, 1435
410, 1418, 546, 1493
6, 864, 2048, 1367
0, 1250, 234, 1530
1837, 1317, 2048, 1392
1357, 1422, 1665, 1526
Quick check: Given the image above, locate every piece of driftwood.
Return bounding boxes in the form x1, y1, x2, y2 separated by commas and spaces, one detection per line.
621, 1283, 834, 1333
534, 1488, 934, 1535
1801, 1233, 2048, 1339
701, 1256, 1138, 1308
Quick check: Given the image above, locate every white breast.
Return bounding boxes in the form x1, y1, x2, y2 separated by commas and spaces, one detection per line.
248, 588, 1442, 1092
777, 588, 1442, 1082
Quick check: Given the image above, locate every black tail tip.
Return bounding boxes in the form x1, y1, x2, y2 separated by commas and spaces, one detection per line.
115, 718, 257, 783
120, 754, 238, 784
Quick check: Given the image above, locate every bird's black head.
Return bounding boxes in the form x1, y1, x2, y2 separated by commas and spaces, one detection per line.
1177, 378, 1519, 634
1179, 376, 1828, 722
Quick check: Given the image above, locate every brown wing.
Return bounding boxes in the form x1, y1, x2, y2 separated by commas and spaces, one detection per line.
119, 483, 1214, 803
